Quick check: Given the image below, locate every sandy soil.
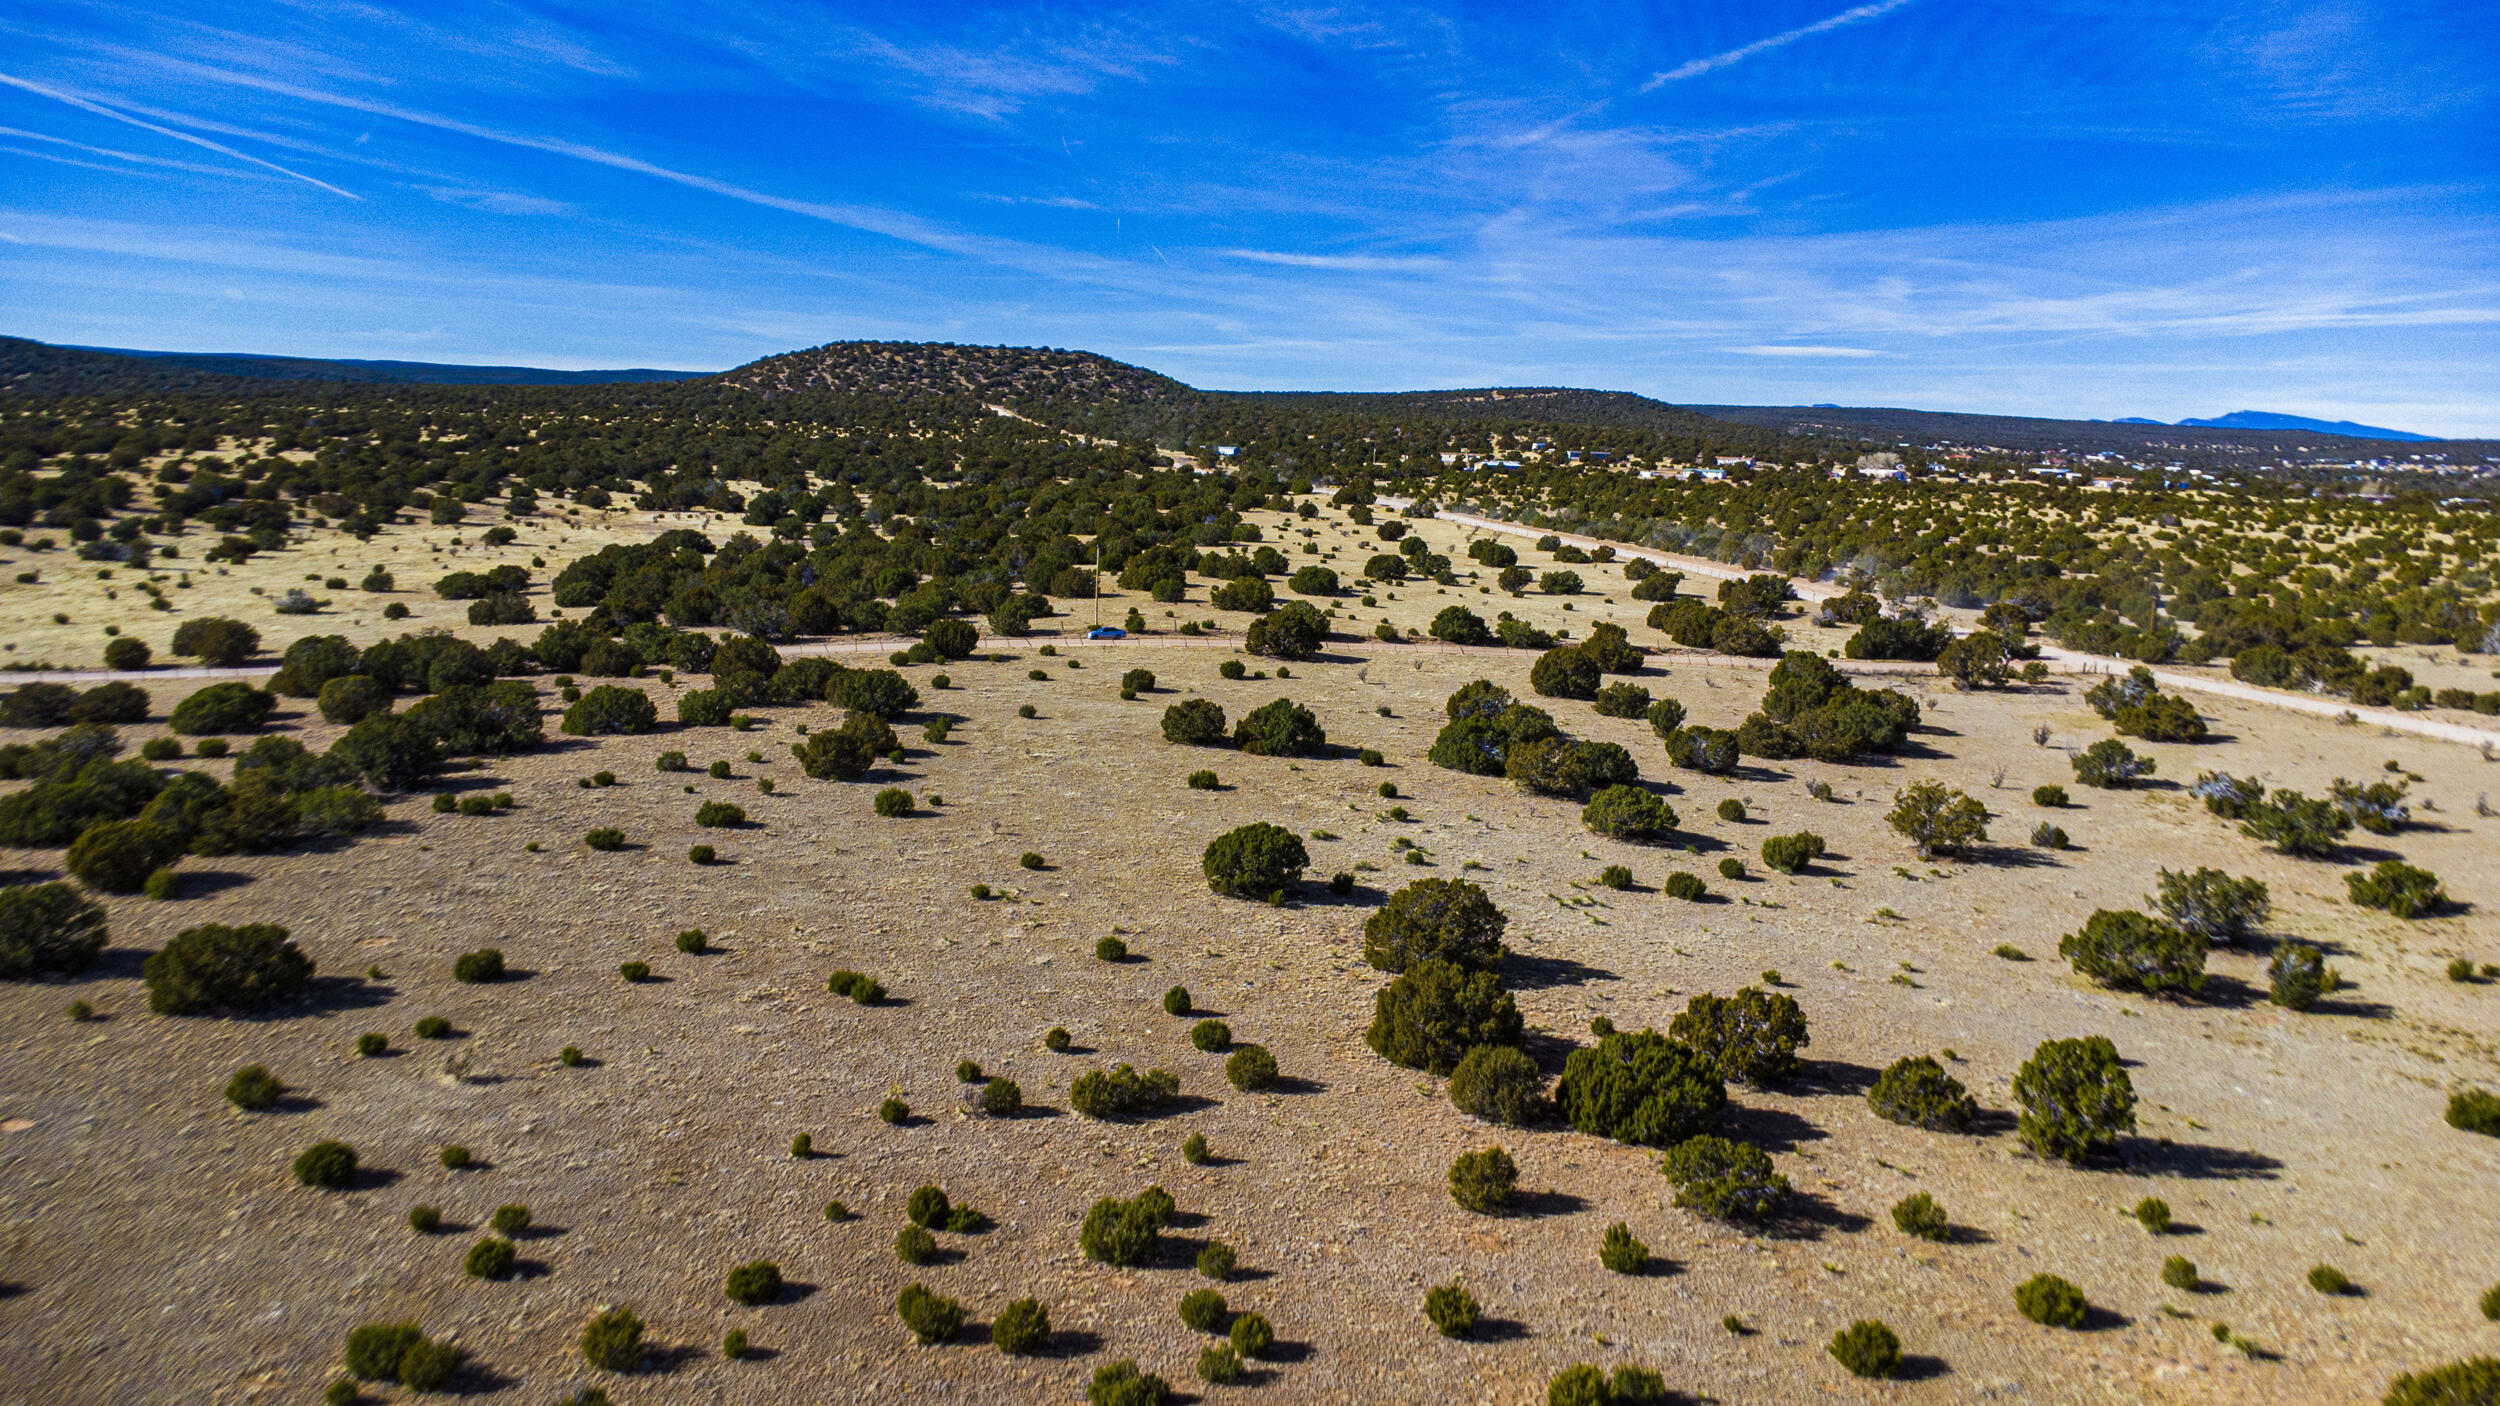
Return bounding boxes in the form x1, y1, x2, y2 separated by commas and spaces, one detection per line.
3, 593, 2498, 1404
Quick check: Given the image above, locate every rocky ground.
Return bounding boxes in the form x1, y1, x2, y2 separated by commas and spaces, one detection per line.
1, 507, 2497, 1405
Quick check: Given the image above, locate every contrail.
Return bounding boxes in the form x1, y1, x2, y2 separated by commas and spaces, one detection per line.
1642, 0, 1917, 89
0, 72, 360, 198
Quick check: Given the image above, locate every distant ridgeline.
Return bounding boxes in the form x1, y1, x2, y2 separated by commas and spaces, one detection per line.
0, 335, 2493, 698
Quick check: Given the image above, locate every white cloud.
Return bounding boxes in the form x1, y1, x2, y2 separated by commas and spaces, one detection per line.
1642, 0, 1918, 89
1728, 344, 1886, 357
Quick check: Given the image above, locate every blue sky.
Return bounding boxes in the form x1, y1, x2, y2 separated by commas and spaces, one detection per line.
2, 2, 2495, 433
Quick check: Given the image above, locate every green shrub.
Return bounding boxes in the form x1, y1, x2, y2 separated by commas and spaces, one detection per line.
1594, 681, 1652, 718
1663, 724, 1739, 774
579, 1307, 645, 1371
1828, 1320, 1902, 1380
1088, 1360, 1175, 1406
2446, 1088, 2500, 1136
688, 844, 716, 865
1507, 736, 1639, 798
1226, 1043, 1279, 1091
1669, 987, 1808, 1087
907, 1185, 952, 1227
1448, 1043, 1545, 1124
1186, 769, 1219, 790
1182, 1132, 1213, 1165
1598, 1221, 1649, 1274
2481, 1284, 2500, 1321
1179, 1287, 1228, 1332
170, 682, 275, 735
144, 922, 312, 1014
2308, 1263, 2356, 1295
1663, 871, 1707, 900
724, 1260, 783, 1305
358, 1032, 388, 1057
1868, 1055, 1976, 1131
872, 787, 913, 817
1448, 1145, 1518, 1213
1196, 1344, 1243, 1385
225, 1063, 282, 1111
452, 947, 505, 984
465, 1237, 517, 1279
1021, 851, 1045, 870
1161, 698, 1228, 745
1163, 985, 1191, 1016
1597, 863, 1632, 890
2014, 1272, 2088, 1327
695, 800, 746, 828
1235, 697, 1326, 755
896, 1283, 962, 1345
894, 1223, 939, 1264
2347, 861, 2445, 918
1363, 877, 1507, 972
2060, 910, 2205, 995
489, 1203, 529, 1235
439, 1145, 471, 1170
1659, 1135, 1789, 1220
1070, 1063, 1179, 1118
1080, 1193, 1166, 1266
64, 819, 183, 894
993, 1297, 1051, 1354
343, 1321, 429, 1382
1366, 959, 1524, 1075
1529, 646, 1600, 699
559, 1045, 583, 1066
1580, 785, 1676, 842
879, 1097, 908, 1124
2238, 787, 2352, 856
293, 1139, 357, 1189
2162, 1255, 2200, 1290
1424, 1281, 1479, 1337
561, 685, 656, 736
619, 961, 650, 983
1190, 1018, 1232, 1052
1045, 1026, 1073, 1052
2032, 784, 2067, 807
1095, 936, 1127, 962
1759, 831, 1825, 874
2072, 738, 2153, 788
2268, 944, 2334, 1010
1556, 1029, 1724, 1145
2152, 867, 2271, 943
982, 1077, 1023, 1116
1892, 1191, 1949, 1240
2014, 1036, 2134, 1161
1201, 821, 1308, 899
1194, 1239, 1234, 1279
2134, 1195, 2173, 1233
0, 881, 109, 977
1229, 1310, 1274, 1357
1887, 779, 1989, 857
2385, 1359, 2500, 1406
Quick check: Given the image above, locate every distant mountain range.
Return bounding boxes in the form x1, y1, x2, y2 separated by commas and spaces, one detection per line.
64, 344, 710, 387
3, 336, 2479, 460
2110, 410, 2433, 442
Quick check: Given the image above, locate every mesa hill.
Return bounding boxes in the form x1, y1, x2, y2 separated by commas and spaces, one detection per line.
719, 340, 1192, 409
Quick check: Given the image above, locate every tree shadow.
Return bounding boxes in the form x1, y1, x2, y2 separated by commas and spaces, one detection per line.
1504, 953, 1616, 989
1461, 1317, 1532, 1344
1506, 1189, 1590, 1219
1790, 1059, 1880, 1098
228, 976, 391, 1020
1263, 1075, 1327, 1097
1721, 1103, 1828, 1153
2126, 1138, 2282, 1180
1522, 1030, 1582, 1075
1765, 1191, 1872, 1240
1966, 845, 2063, 870
344, 1167, 404, 1193
2077, 1305, 2134, 1332
1302, 882, 1387, 909
165, 869, 258, 898
1969, 1107, 2019, 1138
446, 1359, 522, 1394
1033, 1329, 1107, 1360
2310, 995, 2396, 1020
1895, 1354, 1952, 1382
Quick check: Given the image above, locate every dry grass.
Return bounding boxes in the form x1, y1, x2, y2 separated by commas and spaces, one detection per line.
2, 610, 2496, 1402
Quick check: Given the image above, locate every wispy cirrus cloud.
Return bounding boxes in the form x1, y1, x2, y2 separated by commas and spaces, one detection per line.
1729, 344, 1886, 357
0, 69, 359, 197
1219, 248, 1447, 272
1641, 0, 1917, 88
